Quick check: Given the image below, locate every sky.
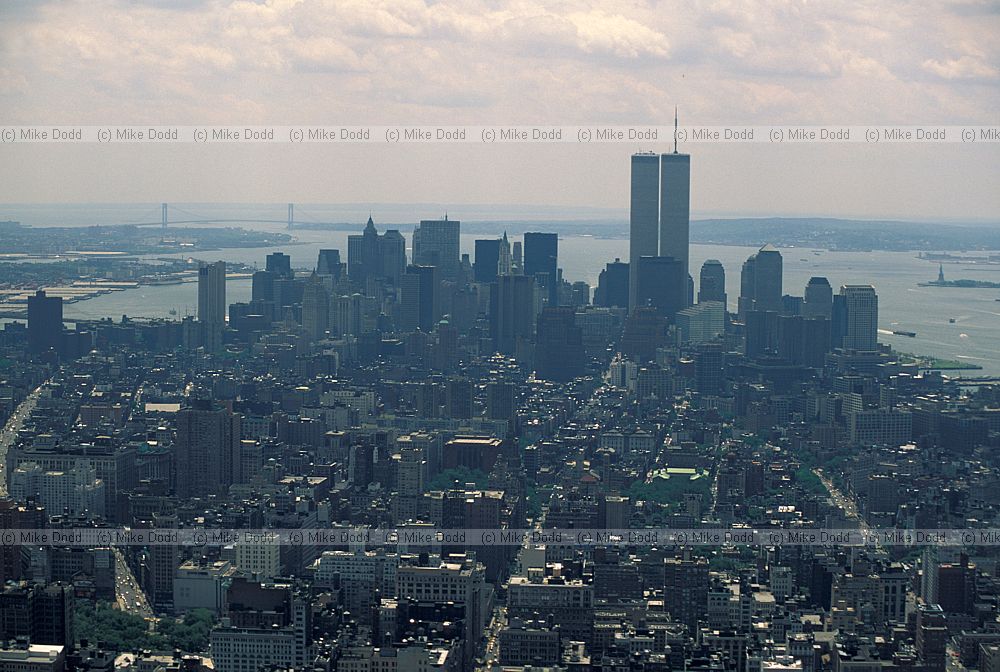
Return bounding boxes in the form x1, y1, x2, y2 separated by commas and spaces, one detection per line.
0, 0, 998, 220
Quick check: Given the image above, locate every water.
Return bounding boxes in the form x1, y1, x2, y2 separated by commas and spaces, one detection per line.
3, 205, 998, 375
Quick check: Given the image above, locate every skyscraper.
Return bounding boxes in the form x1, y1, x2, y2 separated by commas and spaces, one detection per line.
301, 274, 329, 339
595, 259, 630, 309
840, 285, 879, 351
635, 255, 687, 322
498, 232, 513, 277
628, 132, 691, 312
412, 217, 460, 279
535, 307, 585, 382
660, 151, 691, 280
316, 249, 343, 279
399, 265, 440, 332
175, 399, 241, 498
474, 238, 502, 284
27, 289, 62, 354
265, 252, 292, 279
380, 229, 407, 285
803, 276, 833, 319
698, 259, 727, 305
524, 232, 559, 305
739, 245, 782, 317
198, 261, 227, 328
629, 152, 660, 309
490, 274, 536, 356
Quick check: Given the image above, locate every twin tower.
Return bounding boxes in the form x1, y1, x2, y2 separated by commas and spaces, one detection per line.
628, 150, 691, 310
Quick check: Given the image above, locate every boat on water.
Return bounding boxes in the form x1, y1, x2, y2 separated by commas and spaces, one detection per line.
949, 318, 957, 323
892, 330, 917, 337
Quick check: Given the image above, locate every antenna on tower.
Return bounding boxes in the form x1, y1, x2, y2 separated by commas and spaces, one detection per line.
674, 106, 679, 154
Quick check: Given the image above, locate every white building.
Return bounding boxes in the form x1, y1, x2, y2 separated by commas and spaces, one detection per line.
9, 461, 105, 519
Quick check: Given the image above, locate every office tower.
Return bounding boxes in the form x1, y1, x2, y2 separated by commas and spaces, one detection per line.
498, 231, 513, 276
802, 317, 832, 367
695, 341, 725, 395
301, 274, 329, 339
265, 252, 292, 279
251, 270, 275, 303
745, 310, 779, 359
620, 307, 668, 362
660, 151, 691, 279
175, 399, 241, 499
595, 259, 630, 308
399, 265, 440, 332
916, 604, 947, 672
395, 557, 492, 669
27, 289, 62, 354
535, 307, 585, 382
445, 378, 473, 419
412, 217, 460, 279
782, 294, 803, 315
628, 142, 691, 310
803, 276, 833, 319
315, 249, 342, 278
486, 381, 516, 421
490, 274, 536, 356
347, 216, 381, 284
629, 152, 660, 308
635, 255, 687, 321
840, 285, 879, 351
663, 556, 709, 631
474, 238, 501, 283
699, 259, 727, 305
570, 281, 590, 306
512, 241, 523, 271
676, 301, 725, 344
831, 293, 848, 348
381, 229, 407, 285
739, 245, 782, 317
198, 261, 227, 350
524, 232, 558, 305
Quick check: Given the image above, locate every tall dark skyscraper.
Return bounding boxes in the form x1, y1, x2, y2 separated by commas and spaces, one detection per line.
595, 259, 630, 308
27, 289, 62, 354
301, 274, 330, 339
628, 144, 691, 310
535, 307, 584, 382
316, 249, 343, 279
380, 229, 407, 285
803, 276, 833, 319
198, 261, 226, 326
629, 152, 660, 309
698, 259, 727, 305
739, 245, 782, 318
474, 238, 502, 284
198, 261, 226, 351
659, 152, 691, 280
347, 216, 405, 286
490, 274, 535, 356
412, 217, 460, 279
265, 252, 292, 279
399, 265, 440, 332
523, 232, 559, 305
175, 399, 241, 499
635, 256, 687, 322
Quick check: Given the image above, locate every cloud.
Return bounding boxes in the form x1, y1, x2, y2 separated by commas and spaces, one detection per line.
0, 0, 995, 127
923, 55, 998, 80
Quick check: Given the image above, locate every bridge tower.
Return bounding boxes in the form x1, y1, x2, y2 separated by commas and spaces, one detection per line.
161, 203, 168, 229
287, 203, 294, 230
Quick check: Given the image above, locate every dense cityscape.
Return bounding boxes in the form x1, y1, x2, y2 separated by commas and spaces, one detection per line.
0, 145, 997, 672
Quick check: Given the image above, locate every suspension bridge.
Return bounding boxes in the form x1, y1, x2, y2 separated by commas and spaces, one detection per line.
124, 203, 340, 230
